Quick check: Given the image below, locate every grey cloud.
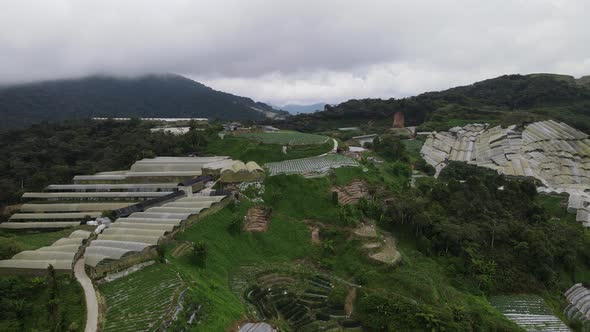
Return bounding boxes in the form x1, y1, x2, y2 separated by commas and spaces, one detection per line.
0, 0, 589, 104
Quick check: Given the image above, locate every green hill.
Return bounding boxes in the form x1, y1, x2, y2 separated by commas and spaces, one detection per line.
280, 73, 590, 132
0, 74, 287, 129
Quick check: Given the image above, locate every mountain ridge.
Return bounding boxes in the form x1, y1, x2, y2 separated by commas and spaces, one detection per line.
0, 73, 287, 129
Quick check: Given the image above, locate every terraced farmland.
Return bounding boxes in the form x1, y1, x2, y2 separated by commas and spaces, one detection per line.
238, 131, 329, 145
100, 263, 184, 332
265, 154, 359, 176
489, 295, 570, 331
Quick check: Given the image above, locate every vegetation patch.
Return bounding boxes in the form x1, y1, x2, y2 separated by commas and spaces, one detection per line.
100, 263, 184, 332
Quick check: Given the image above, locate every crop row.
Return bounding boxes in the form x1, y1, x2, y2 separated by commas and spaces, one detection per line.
101, 264, 183, 332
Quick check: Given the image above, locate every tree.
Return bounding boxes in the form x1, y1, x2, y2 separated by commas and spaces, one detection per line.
371, 134, 407, 161
193, 241, 208, 266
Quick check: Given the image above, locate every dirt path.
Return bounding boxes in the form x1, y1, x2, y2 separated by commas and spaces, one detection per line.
74, 258, 98, 332
345, 287, 357, 316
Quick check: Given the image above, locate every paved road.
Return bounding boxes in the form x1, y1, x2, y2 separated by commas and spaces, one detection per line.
74, 258, 98, 332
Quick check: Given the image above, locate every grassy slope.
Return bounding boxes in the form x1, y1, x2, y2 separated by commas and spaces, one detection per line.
205, 136, 333, 165
166, 168, 518, 330
168, 202, 313, 330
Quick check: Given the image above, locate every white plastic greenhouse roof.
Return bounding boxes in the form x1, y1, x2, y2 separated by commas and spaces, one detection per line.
97, 234, 160, 245
164, 201, 217, 209
53, 238, 85, 246
68, 230, 92, 239
110, 222, 175, 231
10, 212, 102, 220
36, 244, 81, 253
20, 202, 133, 212
102, 228, 167, 237
0, 259, 72, 270
12, 251, 76, 261
145, 207, 203, 214
45, 183, 179, 190
176, 195, 226, 202
22, 191, 171, 199
89, 240, 152, 251
114, 217, 183, 225
128, 212, 190, 219
0, 222, 80, 229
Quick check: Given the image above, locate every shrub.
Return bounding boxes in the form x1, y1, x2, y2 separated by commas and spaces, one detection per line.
227, 213, 243, 234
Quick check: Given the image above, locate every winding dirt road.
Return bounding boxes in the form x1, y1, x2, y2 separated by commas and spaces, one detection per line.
74, 258, 98, 332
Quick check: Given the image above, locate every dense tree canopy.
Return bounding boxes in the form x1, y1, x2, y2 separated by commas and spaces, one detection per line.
0, 119, 210, 205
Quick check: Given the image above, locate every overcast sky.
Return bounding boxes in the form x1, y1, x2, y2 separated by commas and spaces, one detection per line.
1, 0, 589, 105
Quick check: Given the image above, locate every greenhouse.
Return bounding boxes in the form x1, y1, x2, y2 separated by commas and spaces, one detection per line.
564, 283, 590, 324
20, 202, 133, 212
110, 222, 176, 231
22, 191, 172, 199
0, 230, 90, 274
115, 217, 183, 225
9, 212, 102, 221
96, 234, 161, 245
84, 193, 227, 271
45, 183, 179, 192
102, 227, 168, 237
128, 212, 191, 219
219, 161, 265, 183
420, 120, 590, 226
0, 221, 80, 229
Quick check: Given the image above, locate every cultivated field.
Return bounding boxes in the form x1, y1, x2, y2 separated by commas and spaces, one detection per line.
265, 154, 359, 176
100, 263, 184, 332
489, 295, 570, 331
238, 131, 330, 145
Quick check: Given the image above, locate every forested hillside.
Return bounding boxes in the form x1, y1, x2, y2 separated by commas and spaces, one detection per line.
0, 119, 211, 204
279, 74, 590, 132
0, 74, 286, 129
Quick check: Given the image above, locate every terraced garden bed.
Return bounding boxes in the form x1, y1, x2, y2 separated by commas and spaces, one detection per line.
238, 268, 362, 331
100, 263, 184, 332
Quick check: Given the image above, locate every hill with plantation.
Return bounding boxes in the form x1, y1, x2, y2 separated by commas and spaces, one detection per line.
279, 73, 590, 132
0, 74, 287, 130
2, 74, 590, 331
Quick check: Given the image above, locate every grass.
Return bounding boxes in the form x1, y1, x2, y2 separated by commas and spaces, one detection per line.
235, 131, 330, 145
205, 136, 333, 164
162, 170, 520, 330
100, 263, 183, 332
168, 201, 312, 330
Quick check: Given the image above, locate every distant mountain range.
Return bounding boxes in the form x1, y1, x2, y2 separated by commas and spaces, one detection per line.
0, 74, 288, 130
281, 73, 590, 132
277, 103, 327, 114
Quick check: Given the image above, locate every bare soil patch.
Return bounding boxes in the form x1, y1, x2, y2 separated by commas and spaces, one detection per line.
245, 206, 270, 232
332, 180, 369, 205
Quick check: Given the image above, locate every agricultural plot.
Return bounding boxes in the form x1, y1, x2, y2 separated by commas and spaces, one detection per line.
489, 295, 570, 331
243, 270, 361, 330
100, 263, 184, 332
265, 154, 359, 176
238, 131, 329, 145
